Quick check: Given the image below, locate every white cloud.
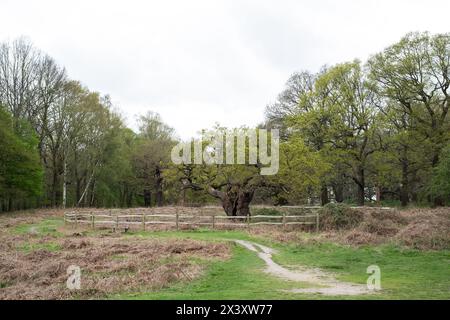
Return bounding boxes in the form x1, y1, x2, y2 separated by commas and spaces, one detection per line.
0, 0, 449, 138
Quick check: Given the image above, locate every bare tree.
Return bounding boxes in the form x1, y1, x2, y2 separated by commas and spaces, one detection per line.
0, 38, 40, 122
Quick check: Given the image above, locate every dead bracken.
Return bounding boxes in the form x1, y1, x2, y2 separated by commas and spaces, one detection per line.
0, 206, 448, 299
249, 207, 450, 250
0, 222, 230, 299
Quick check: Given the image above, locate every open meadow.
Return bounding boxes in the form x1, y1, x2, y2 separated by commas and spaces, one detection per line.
1, 206, 448, 300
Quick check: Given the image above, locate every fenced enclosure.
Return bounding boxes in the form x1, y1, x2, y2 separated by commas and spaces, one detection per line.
64, 205, 395, 232
63, 206, 322, 232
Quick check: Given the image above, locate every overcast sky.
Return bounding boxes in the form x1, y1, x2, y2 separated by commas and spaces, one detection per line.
1, 0, 449, 139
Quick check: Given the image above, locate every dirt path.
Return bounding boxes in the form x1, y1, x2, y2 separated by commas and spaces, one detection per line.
235, 240, 373, 296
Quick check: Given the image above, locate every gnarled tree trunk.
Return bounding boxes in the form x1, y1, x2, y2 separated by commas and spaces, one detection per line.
208, 186, 254, 216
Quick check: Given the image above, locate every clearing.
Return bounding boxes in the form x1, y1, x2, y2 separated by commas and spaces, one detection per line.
0, 208, 449, 300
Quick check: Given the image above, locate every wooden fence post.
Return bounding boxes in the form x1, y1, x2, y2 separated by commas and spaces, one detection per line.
91, 213, 95, 229
116, 215, 119, 230
282, 213, 286, 229
176, 213, 179, 231
142, 214, 146, 231
316, 211, 319, 233
75, 213, 78, 228
247, 214, 250, 230
212, 214, 215, 229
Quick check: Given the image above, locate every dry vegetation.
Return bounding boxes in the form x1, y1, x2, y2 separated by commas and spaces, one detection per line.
56, 206, 450, 250
0, 206, 448, 299
249, 207, 450, 250
0, 208, 65, 229
0, 211, 230, 300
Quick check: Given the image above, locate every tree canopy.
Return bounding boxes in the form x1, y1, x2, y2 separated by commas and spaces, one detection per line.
0, 32, 449, 213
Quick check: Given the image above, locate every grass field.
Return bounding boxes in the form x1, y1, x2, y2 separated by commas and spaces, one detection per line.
1, 212, 449, 300
118, 229, 450, 299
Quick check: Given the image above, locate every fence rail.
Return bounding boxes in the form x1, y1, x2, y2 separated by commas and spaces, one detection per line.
64, 205, 397, 232
64, 210, 320, 232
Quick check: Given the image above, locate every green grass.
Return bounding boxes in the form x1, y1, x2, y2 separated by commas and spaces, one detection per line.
272, 242, 450, 299
13, 217, 64, 237
115, 243, 311, 300
16, 242, 61, 252
115, 230, 450, 300
8, 219, 449, 299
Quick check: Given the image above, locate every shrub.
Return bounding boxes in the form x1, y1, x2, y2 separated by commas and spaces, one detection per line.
426, 144, 450, 205
360, 215, 400, 236
395, 209, 450, 250
344, 230, 383, 245
359, 210, 408, 236
369, 210, 408, 225
319, 203, 364, 230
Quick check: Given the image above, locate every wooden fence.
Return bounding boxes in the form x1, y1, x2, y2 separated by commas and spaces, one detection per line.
64, 205, 394, 232
64, 209, 320, 232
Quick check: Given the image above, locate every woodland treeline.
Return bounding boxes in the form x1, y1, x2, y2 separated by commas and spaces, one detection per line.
265, 32, 450, 208
0, 37, 177, 211
0, 32, 449, 213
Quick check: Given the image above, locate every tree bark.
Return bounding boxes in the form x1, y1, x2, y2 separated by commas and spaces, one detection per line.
354, 167, 365, 206
143, 189, 152, 207
62, 157, 67, 208
236, 190, 253, 216
77, 169, 95, 207
51, 156, 58, 206
208, 186, 254, 216
155, 166, 163, 207
320, 185, 329, 206
376, 185, 381, 205
89, 179, 96, 206
356, 185, 365, 206
332, 183, 344, 203
400, 160, 409, 207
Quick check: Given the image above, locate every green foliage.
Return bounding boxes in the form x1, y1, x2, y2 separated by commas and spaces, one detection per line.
132, 112, 176, 206
285, 61, 380, 205
427, 144, 450, 204
368, 32, 450, 205
272, 32, 450, 206
1, 32, 449, 210
274, 136, 329, 202
0, 107, 43, 202
95, 127, 138, 207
